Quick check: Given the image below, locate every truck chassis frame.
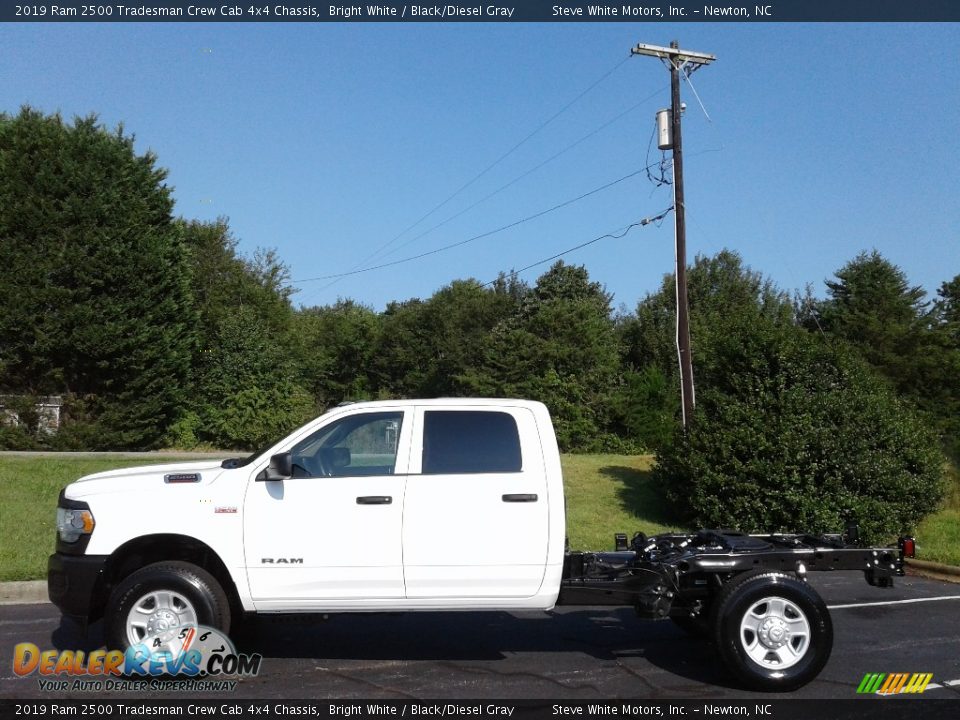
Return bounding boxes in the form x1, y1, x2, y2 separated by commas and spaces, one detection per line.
558, 528, 906, 618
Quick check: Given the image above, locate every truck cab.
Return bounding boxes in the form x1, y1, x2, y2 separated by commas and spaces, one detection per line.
49, 399, 566, 650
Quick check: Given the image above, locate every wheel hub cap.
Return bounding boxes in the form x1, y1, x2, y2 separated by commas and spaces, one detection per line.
739, 595, 812, 670
125, 589, 199, 652
146, 610, 179, 636
758, 617, 789, 649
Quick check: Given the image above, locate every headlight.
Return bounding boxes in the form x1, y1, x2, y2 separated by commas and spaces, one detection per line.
56, 506, 95, 543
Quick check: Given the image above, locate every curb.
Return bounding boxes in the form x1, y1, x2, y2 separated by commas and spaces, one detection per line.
0, 580, 48, 605
905, 558, 960, 584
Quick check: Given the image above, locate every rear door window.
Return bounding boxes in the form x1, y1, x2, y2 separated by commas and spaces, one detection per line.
421, 410, 522, 474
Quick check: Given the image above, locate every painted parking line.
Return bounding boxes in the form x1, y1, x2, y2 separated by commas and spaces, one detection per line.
828, 595, 960, 610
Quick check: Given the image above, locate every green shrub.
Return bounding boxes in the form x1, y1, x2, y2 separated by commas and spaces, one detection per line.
0, 424, 39, 450
44, 395, 111, 451
209, 382, 316, 451
46, 421, 105, 451
656, 322, 946, 545
165, 412, 202, 450
611, 366, 677, 452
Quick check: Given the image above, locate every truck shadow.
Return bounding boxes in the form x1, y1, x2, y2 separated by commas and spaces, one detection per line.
230, 608, 738, 691
49, 609, 738, 692
600, 465, 677, 528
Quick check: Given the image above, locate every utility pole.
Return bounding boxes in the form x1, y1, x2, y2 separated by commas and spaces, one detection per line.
631, 41, 714, 429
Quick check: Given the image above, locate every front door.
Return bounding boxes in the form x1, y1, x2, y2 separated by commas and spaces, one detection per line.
243, 408, 411, 609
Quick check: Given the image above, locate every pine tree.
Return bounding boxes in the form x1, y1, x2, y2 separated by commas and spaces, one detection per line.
0, 109, 194, 448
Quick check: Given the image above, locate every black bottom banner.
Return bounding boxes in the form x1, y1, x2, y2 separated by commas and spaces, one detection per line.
1, 700, 958, 720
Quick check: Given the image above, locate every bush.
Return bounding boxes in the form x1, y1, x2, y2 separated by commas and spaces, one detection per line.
655, 322, 946, 545
208, 382, 316, 451
0, 424, 39, 450
611, 366, 677, 452
0, 395, 42, 449
164, 412, 203, 450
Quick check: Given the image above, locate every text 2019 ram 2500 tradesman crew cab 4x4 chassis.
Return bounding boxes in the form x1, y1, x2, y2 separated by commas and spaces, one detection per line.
49, 399, 914, 691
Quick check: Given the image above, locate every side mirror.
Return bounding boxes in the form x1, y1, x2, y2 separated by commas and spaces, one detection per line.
258, 452, 292, 482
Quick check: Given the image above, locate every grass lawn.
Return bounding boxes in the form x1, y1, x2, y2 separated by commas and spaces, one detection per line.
914, 463, 960, 567
0, 455, 203, 582
560, 454, 683, 551
0, 453, 956, 581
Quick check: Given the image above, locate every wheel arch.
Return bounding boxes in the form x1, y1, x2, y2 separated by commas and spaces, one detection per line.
93, 534, 243, 624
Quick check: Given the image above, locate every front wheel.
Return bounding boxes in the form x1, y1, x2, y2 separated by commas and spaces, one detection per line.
712, 572, 832, 692
105, 561, 231, 654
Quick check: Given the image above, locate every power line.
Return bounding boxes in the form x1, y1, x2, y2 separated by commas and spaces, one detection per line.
372, 85, 669, 267
332, 55, 634, 281
645, 117, 672, 190
481, 206, 674, 287
681, 64, 713, 122
294, 168, 650, 284
293, 84, 662, 303
298, 81, 668, 307
297, 74, 671, 305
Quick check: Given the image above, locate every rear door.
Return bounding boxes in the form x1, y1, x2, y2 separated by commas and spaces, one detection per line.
402, 405, 549, 598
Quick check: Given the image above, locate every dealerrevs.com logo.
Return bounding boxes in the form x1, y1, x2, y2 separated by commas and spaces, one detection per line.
857, 672, 934, 695
13, 626, 261, 692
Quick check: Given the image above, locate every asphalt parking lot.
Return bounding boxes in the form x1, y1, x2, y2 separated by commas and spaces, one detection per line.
2, 572, 959, 700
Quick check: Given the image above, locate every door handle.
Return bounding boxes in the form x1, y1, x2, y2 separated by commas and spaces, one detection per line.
356, 496, 392, 505
502, 493, 538, 503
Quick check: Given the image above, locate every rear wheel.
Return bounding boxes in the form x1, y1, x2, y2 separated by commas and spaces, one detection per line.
711, 572, 832, 691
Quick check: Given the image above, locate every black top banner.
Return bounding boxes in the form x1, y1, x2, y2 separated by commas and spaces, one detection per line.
3, 1, 960, 23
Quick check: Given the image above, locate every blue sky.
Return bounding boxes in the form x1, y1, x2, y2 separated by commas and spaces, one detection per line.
2, 22, 958, 311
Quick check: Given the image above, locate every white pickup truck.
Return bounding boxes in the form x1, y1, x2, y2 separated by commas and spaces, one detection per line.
49, 398, 912, 691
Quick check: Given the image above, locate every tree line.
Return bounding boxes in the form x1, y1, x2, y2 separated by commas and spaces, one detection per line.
2, 110, 955, 540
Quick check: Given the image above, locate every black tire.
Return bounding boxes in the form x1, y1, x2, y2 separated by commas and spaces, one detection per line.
711, 572, 832, 692
105, 561, 231, 652
674, 570, 769, 638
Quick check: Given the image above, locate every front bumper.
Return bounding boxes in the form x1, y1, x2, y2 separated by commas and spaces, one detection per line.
47, 552, 109, 624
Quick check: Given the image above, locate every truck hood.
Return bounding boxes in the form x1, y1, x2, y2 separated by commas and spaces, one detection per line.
64, 460, 228, 500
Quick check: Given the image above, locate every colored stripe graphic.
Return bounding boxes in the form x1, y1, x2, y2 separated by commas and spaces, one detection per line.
903, 673, 933, 694
890, 674, 909, 694
857, 672, 933, 694
878, 674, 899, 694
857, 673, 885, 693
